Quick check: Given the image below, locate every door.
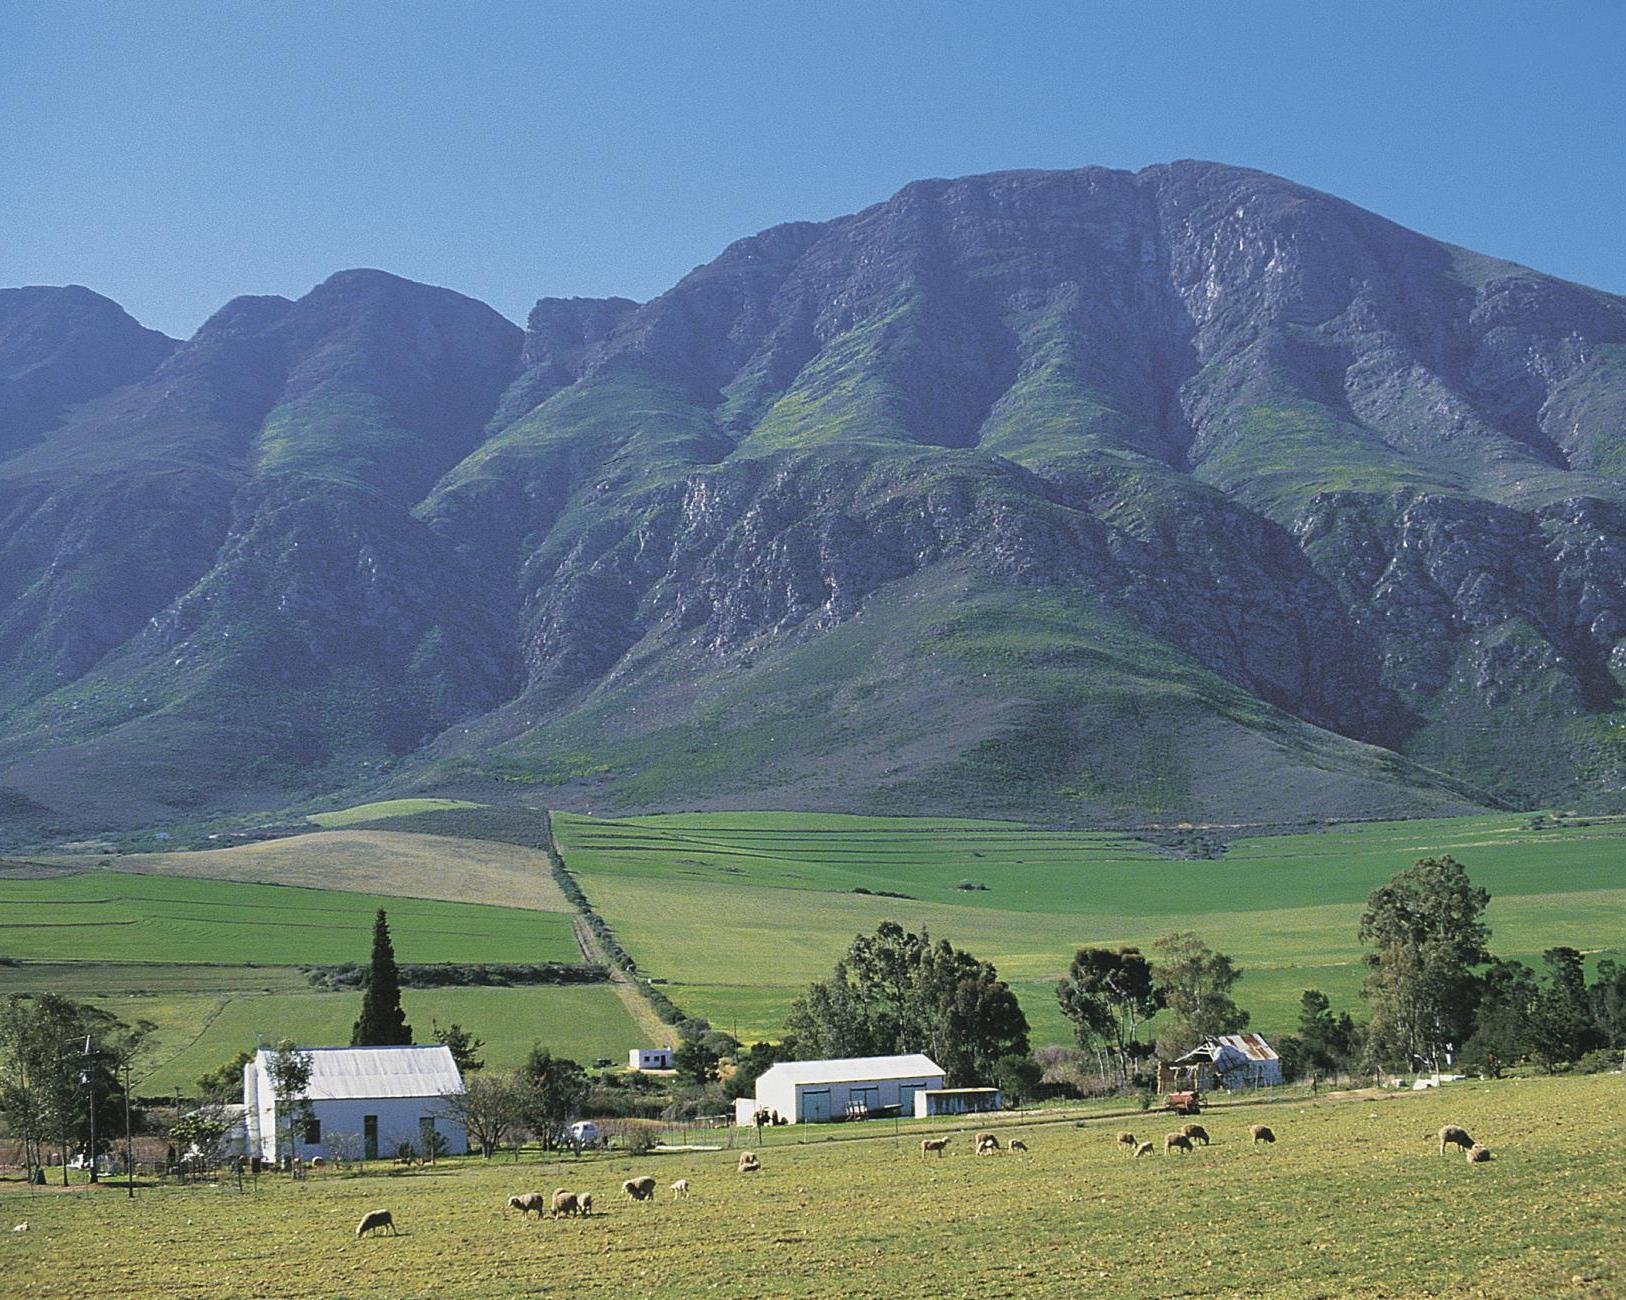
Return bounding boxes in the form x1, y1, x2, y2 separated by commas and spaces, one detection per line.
801, 1089, 832, 1122
363, 1115, 378, 1161
898, 1085, 922, 1119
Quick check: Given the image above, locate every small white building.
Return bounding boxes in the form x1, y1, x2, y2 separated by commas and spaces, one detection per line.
734, 1053, 945, 1125
243, 1045, 466, 1162
629, 1047, 675, 1071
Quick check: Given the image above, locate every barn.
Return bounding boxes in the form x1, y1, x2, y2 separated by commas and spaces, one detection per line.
1167, 1033, 1283, 1090
243, 1044, 466, 1162
735, 1053, 946, 1124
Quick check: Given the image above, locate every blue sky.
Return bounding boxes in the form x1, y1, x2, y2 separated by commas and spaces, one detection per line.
4, 1, 1623, 338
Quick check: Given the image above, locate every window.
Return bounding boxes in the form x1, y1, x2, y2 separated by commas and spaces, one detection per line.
302, 1117, 321, 1145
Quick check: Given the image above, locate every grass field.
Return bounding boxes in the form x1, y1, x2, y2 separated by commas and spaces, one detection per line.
0, 867, 615, 1094
5, 1073, 1621, 1297
90, 830, 571, 913
92, 984, 643, 1095
307, 800, 490, 829
0, 871, 580, 967
553, 812, 1626, 1044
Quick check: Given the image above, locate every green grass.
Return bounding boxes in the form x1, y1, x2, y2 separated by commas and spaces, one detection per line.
7, 1073, 1622, 1297
0, 870, 581, 967
100, 983, 643, 1095
554, 811, 1626, 1044
307, 800, 489, 828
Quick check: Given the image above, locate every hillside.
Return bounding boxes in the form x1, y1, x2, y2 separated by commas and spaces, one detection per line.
6, 163, 1626, 833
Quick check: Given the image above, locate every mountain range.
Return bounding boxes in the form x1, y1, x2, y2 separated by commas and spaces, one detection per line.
6, 160, 1626, 838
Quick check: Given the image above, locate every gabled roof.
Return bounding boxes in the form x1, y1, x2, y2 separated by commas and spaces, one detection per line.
253, 1045, 464, 1100
758, 1053, 944, 1087
1173, 1033, 1279, 1069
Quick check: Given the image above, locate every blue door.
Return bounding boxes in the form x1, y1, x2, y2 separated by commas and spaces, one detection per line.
801, 1089, 832, 1122
898, 1085, 922, 1118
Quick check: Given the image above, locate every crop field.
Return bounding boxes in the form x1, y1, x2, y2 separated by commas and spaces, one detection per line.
0, 869, 619, 1094
306, 800, 490, 829
95, 984, 642, 1095
5, 1073, 1621, 1297
88, 830, 572, 913
553, 812, 1626, 1044
0, 871, 580, 967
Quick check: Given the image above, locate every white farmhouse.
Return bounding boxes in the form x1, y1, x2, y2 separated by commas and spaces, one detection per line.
244, 1045, 466, 1162
629, 1047, 675, 1070
734, 1053, 945, 1125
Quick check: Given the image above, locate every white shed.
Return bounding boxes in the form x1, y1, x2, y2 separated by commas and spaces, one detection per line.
243, 1044, 466, 1162
737, 1053, 945, 1125
629, 1047, 675, 1070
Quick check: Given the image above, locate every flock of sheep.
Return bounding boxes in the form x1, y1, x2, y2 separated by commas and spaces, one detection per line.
352, 1115, 1495, 1239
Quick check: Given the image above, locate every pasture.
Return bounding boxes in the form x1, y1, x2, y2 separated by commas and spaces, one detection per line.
4, 1073, 1621, 1297
553, 812, 1626, 1044
0, 871, 580, 967
0, 870, 617, 1094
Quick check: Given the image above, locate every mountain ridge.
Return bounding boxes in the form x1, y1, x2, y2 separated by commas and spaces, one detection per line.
4, 160, 1626, 837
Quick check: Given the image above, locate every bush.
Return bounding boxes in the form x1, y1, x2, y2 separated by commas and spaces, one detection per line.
1574, 1048, 1624, 1075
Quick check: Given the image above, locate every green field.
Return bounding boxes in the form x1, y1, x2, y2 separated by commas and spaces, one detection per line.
307, 799, 490, 829
0, 870, 580, 967
553, 812, 1626, 1044
0, 867, 627, 1093
6, 1074, 1621, 1297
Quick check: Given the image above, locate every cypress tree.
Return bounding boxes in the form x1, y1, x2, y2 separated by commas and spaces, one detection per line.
351, 909, 413, 1046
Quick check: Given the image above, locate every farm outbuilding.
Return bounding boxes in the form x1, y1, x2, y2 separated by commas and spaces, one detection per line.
914, 1086, 1002, 1117
629, 1047, 675, 1070
1165, 1034, 1283, 1090
735, 1053, 945, 1124
243, 1044, 466, 1162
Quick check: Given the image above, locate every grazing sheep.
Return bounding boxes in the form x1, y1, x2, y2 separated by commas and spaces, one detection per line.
309, 1156, 328, 1168
1466, 1145, 1492, 1164
578, 1192, 593, 1217
507, 1192, 547, 1219
623, 1176, 657, 1202
670, 1178, 691, 1199
1180, 1123, 1210, 1146
1008, 1139, 1028, 1153
920, 1138, 951, 1157
1436, 1125, 1474, 1156
11, 1223, 26, 1234
1250, 1124, 1276, 1144
974, 1132, 999, 1151
737, 1152, 761, 1173
1115, 1131, 1137, 1150
550, 1190, 580, 1218
1164, 1132, 1194, 1155
355, 1209, 396, 1238
1133, 1141, 1154, 1158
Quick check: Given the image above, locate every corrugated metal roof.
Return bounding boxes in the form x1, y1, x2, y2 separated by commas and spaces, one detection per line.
759, 1053, 943, 1087
253, 1045, 464, 1100
1218, 1032, 1279, 1062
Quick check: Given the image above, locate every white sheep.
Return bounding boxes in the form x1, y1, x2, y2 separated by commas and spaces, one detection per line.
355, 1209, 396, 1237
623, 1176, 657, 1201
507, 1192, 546, 1219
670, 1178, 691, 1199
920, 1137, 950, 1157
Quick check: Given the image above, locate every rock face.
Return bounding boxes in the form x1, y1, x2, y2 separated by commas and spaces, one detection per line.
4, 162, 1626, 833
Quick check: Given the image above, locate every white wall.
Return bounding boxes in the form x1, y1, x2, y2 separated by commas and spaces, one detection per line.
755, 1073, 945, 1124
244, 1075, 466, 1161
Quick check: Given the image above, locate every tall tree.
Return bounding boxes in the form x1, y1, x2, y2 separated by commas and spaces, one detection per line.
1359, 856, 1489, 1071
518, 1047, 588, 1151
1527, 947, 1601, 1070
1148, 931, 1249, 1058
265, 1040, 314, 1163
784, 921, 1029, 1086
1055, 946, 1161, 1079
1589, 959, 1626, 1049
351, 909, 413, 1047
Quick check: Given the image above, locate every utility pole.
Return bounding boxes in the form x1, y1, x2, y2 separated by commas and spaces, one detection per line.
83, 1035, 97, 1184
122, 1057, 135, 1199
